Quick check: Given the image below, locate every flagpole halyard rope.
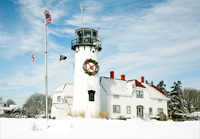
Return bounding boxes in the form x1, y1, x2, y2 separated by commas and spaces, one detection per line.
30, 52, 41, 94
55, 59, 60, 86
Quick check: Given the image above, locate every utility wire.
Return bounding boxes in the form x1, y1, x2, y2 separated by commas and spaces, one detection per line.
0, 95, 27, 99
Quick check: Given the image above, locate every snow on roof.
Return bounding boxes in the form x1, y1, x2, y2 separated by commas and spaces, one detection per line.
52, 84, 74, 97
100, 77, 169, 100
141, 83, 169, 100
100, 77, 133, 96
52, 78, 169, 101
10, 105, 18, 108
63, 84, 73, 96
150, 84, 168, 97
0, 106, 18, 111
53, 104, 68, 109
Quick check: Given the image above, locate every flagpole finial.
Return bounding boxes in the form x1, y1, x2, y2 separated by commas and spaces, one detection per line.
80, 5, 83, 28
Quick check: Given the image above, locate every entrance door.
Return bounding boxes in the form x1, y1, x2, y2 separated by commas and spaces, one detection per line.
137, 105, 143, 118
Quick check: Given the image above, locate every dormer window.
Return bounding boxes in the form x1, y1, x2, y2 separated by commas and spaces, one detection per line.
113, 95, 120, 99
136, 90, 143, 98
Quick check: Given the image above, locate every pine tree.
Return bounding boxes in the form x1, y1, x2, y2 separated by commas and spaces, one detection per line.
168, 81, 183, 121
156, 80, 170, 96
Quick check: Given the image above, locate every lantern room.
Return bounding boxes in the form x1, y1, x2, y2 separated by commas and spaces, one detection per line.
71, 28, 102, 51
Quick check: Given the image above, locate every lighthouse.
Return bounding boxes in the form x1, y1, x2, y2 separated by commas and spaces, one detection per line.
71, 28, 102, 117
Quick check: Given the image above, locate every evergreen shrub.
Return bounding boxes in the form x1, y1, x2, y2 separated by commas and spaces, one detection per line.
157, 112, 167, 121
117, 116, 126, 120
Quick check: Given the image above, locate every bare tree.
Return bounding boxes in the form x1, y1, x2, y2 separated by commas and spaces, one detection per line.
182, 88, 200, 113
0, 97, 4, 106
6, 99, 16, 107
23, 93, 52, 117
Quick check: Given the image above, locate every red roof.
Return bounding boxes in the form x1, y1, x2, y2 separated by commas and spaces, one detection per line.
135, 80, 146, 88
150, 84, 168, 97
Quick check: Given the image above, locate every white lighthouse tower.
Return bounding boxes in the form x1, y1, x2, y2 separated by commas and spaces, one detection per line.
71, 28, 102, 117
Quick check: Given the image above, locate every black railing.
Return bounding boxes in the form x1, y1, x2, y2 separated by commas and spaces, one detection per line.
71, 38, 102, 51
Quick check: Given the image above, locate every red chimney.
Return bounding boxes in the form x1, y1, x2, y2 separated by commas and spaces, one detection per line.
4, 103, 6, 107
110, 71, 114, 78
121, 75, 125, 80
141, 76, 144, 83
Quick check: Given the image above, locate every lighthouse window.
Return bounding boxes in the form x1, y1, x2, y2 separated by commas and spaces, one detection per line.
93, 31, 97, 39
77, 31, 83, 38
84, 30, 91, 44
88, 90, 95, 101
77, 31, 83, 44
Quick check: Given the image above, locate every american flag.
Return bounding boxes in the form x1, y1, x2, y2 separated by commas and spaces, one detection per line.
45, 10, 51, 25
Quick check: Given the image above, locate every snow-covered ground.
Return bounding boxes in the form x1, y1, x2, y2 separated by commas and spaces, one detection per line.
0, 117, 199, 139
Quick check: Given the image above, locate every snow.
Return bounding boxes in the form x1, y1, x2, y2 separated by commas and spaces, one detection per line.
54, 104, 68, 109
0, 117, 199, 139
100, 77, 132, 95
52, 84, 73, 97
142, 83, 169, 100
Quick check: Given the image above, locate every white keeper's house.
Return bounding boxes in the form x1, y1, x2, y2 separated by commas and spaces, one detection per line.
51, 28, 169, 119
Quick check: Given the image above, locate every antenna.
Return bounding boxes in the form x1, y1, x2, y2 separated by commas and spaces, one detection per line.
97, 27, 100, 40
80, 4, 83, 28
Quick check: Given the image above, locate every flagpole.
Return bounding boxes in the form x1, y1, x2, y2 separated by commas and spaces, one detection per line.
44, 10, 48, 129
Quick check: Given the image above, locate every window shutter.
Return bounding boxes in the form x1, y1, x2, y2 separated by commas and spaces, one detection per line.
141, 106, 143, 117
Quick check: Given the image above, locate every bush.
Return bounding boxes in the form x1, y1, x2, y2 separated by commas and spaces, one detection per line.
67, 104, 72, 116
117, 116, 126, 120
91, 112, 99, 118
158, 112, 167, 121
73, 111, 78, 117
99, 110, 108, 119
73, 110, 85, 118
78, 110, 85, 118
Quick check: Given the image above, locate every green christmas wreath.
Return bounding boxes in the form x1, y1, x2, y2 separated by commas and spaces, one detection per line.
83, 58, 100, 76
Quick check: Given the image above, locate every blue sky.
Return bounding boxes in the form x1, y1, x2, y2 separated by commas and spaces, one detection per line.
0, 0, 200, 107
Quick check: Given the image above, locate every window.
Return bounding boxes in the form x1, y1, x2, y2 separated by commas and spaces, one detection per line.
113, 95, 120, 99
93, 31, 97, 39
158, 99, 162, 102
113, 105, 120, 113
84, 30, 91, 43
157, 108, 163, 113
57, 96, 61, 102
88, 90, 95, 101
149, 107, 153, 115
136, 90, 143, 98
127, 106, 131, 114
